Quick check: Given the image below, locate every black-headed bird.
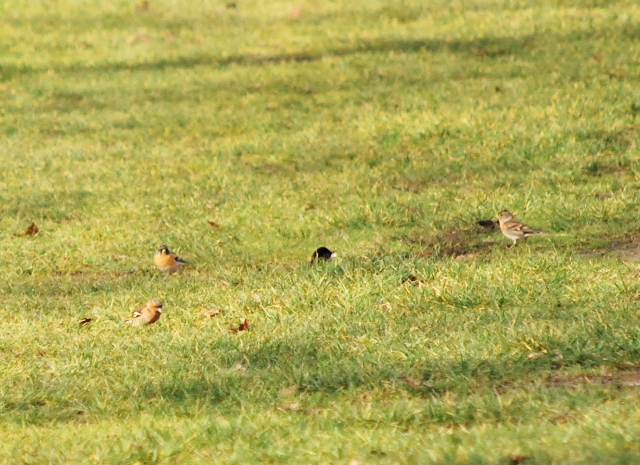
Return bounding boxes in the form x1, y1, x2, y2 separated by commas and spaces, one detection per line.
310, 246, 336, 263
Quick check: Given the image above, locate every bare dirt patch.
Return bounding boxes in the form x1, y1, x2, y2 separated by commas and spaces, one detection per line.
579, 232, 640, 260
401, 221, 499, 258
546, 367, 640, 389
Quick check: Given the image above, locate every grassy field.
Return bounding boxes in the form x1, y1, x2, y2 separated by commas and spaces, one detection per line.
1, 0, 640, 463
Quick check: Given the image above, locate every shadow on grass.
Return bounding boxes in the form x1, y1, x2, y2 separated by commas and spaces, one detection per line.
2, 26, 636, 81
4, 335, 640, 427
396, 222, 499, 258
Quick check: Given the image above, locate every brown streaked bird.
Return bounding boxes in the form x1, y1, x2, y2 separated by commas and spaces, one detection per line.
154, 244, 187, 273
125, 298, 163, 325
498, 210, 543, 247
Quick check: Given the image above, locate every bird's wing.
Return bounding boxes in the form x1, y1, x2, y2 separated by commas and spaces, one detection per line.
131, 304, 146, 318
519, 223, 541, 235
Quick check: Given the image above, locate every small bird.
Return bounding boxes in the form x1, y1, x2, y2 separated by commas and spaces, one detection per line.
498, 210, 543, 247
310, 246, 336, 263
154, 245, 187, 273
125, 298, 163, 325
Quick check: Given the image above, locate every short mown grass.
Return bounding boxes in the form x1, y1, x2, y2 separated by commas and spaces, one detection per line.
1, 0, 640, 463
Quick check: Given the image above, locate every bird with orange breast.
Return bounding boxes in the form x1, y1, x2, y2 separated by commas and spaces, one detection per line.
125, 298, 163, 325
154, 245, 188, 274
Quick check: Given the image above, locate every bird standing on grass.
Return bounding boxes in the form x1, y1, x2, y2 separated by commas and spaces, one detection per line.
498, 210, 543, 247
154, 245, 187, 273
125, 298, 163, 325
310, 247, 336, 263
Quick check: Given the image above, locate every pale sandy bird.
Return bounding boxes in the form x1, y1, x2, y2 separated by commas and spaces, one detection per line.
125, 298, 163, 325
498, 210, 543, 247
154, 245, 187, 273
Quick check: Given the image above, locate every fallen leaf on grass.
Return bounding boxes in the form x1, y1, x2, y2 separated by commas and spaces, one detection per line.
230, 319, 249, 333
278, 402, 300, 411
78, 318, 92, 325
509, 455, 531, 464
135, 0, 149, 12
201, 309, 223, 318
279, 385, 299, 397
305, 407, 324, 415
127, 33, 152, 44
207, 220, 221, 227
15, 222, 39, 237
399, 376, 422, 388
401, 274, 424, 286
551, 413, 572, 424
455, 253, 477, 260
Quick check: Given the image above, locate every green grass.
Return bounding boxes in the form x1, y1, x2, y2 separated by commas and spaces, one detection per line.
1, 0, 640, 463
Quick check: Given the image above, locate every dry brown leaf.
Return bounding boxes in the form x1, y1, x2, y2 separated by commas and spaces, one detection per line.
135, 0, 149, 12
399, 376, 422, 388
279, 402, 301, 411
201, 309, 223, 318
230, 319, 249, 333
15, 222, 39, 237
127, 33, 152, 44
401, 275, 424, 286
207, 220, 221, 228
305, 407, 324, 415
279, 385, 299, 397
509, 455, 531, 464
79, 318, 92, 325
